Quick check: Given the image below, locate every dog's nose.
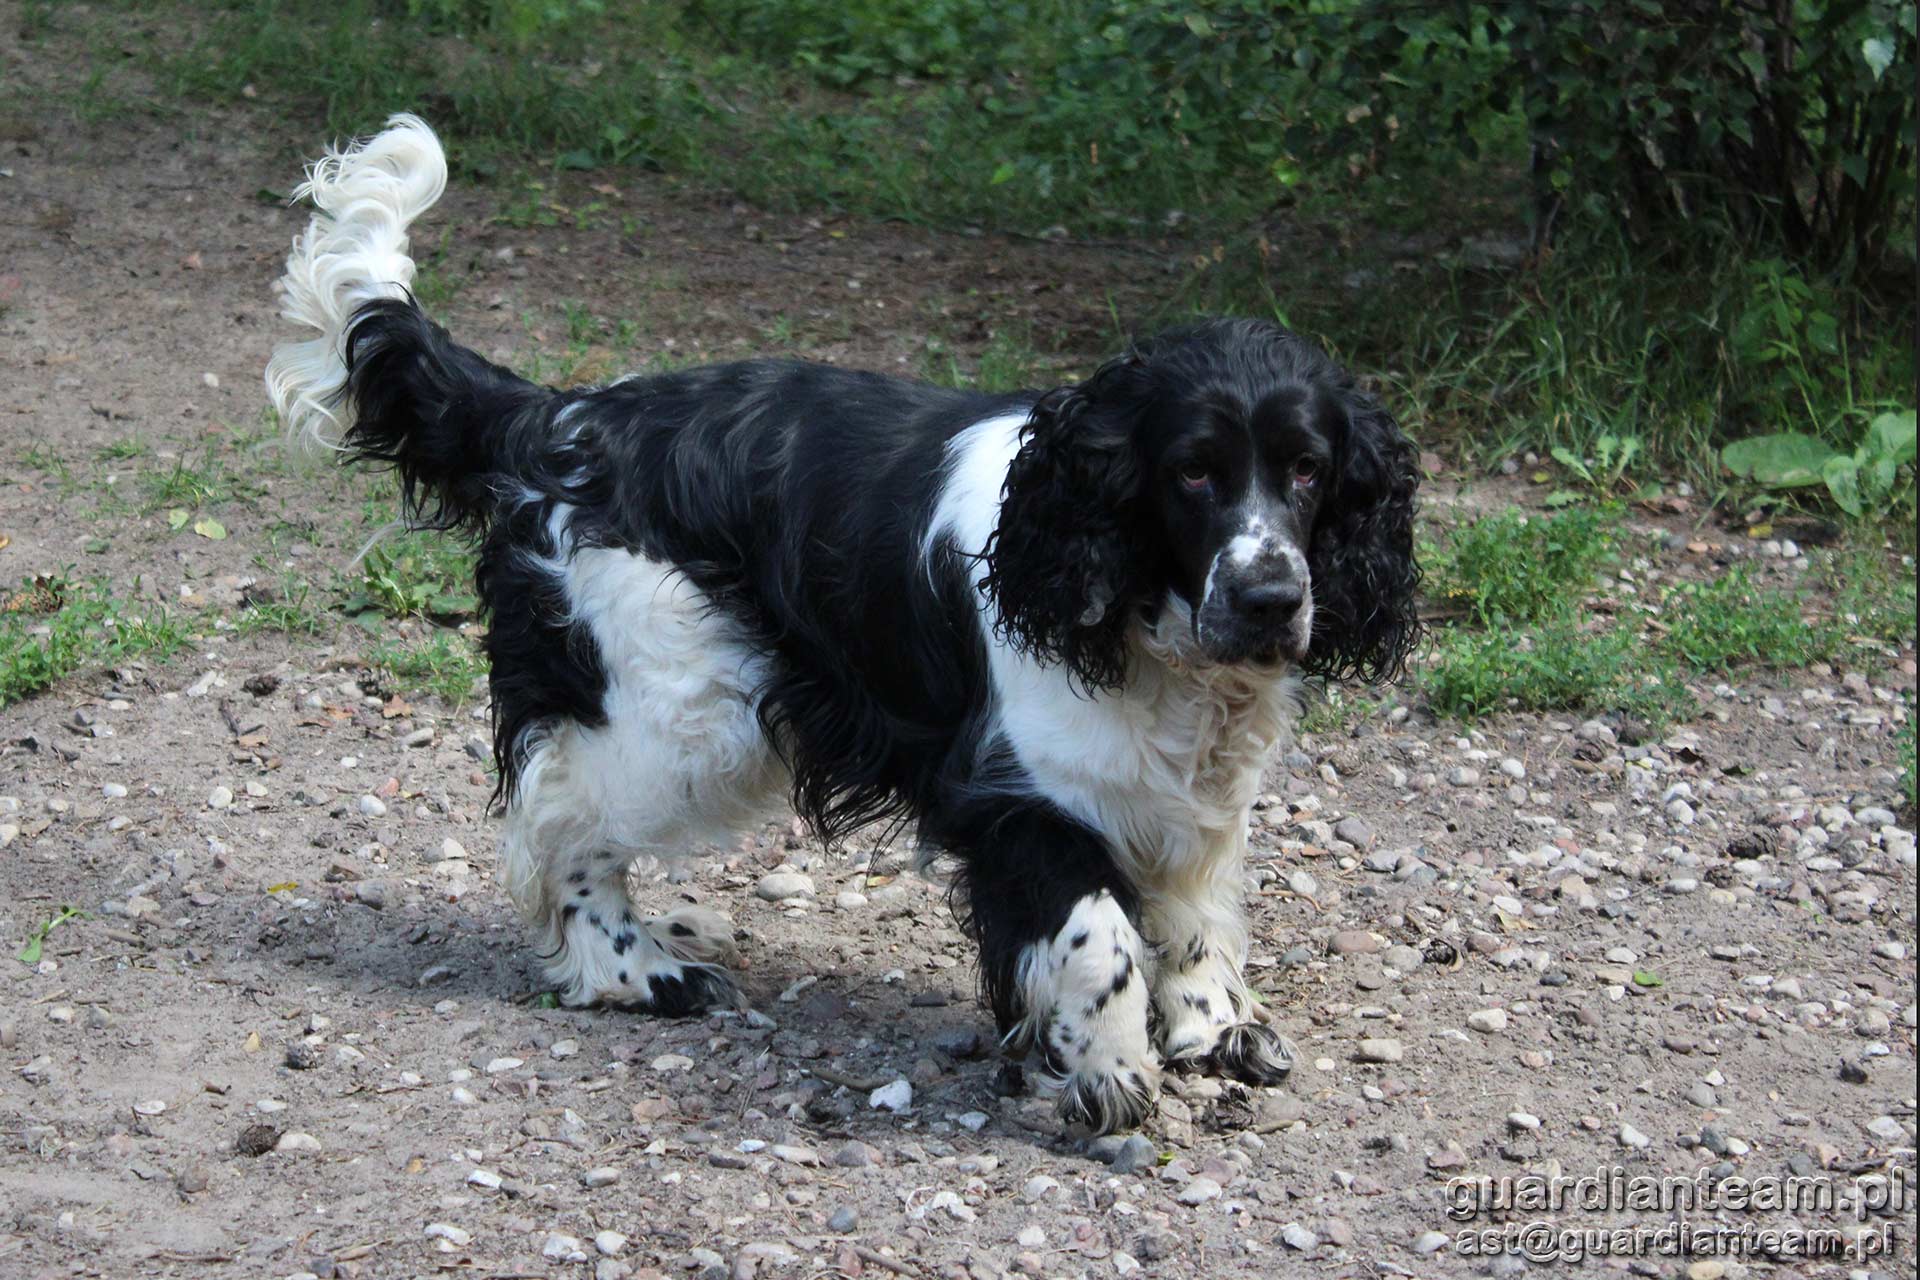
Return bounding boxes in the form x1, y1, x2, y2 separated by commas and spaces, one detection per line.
1232, 581, 1304, 625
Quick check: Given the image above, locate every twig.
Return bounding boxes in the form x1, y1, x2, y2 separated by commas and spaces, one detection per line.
806, 1063, 888, 1092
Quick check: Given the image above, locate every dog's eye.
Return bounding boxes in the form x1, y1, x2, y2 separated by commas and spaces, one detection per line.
1293, 459, 1321, 488
1177, 464, 1212, 492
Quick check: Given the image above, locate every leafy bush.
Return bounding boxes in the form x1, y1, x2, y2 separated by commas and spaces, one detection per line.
1723, 410, 1915, 519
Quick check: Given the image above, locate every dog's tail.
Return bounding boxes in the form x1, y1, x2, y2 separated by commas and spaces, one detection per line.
265, 114, 556, 533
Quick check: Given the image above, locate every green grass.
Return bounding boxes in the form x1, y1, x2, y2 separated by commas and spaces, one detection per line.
1422, 525, 1916, 730
141, 456, 230, 513
1898, 704, 1916, 814
1658, 566, 1840, 673
0, 579, 192, 708
1430, 505, 1616, 625
339, 533, 478, 624
1424, 616, 1693, 728
234, 580, 330, 638
371, 631, 486, 708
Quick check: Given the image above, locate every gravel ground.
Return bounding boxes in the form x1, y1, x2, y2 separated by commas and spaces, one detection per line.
1, 51, 1915, 1280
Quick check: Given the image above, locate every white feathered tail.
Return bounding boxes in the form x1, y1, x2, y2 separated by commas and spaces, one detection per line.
264, 114, 448, 450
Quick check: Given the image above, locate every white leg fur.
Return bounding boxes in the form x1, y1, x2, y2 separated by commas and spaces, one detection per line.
495, 542, 787, 1010
265, 114, 447, 451
1016, 891, 1160, 1132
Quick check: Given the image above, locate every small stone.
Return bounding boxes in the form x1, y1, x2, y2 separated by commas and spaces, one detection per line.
542, 1234, 585, 1262
423, 1224, 471, 1247
1281, 1223, 1318, 1251
828, 1207, 859, 1233
102, 782, 129, 799
1507, 1112, 1541, 1131
132, 1099, 167, 1117
1177, 1177, 1222, 1205
594, 1231, 628, 1257
755, 872, 816, 901
1447, 767, 1480, 788
1413, 1230, 1450, 1254
549, 1038, 578, 1059
582, 1166, 621, 1187
357, 794, 387, 818
403, 727, 434, 747
869, 1079, 913, 1111
1619, 1122, 1651, 1149
1286, 870, 1319, 897
1111, 1133, 1158, 1174
1355, 1038, 1403, 1063
1383, 945, 1423, 972
284, 1042, 321, 1071
484, 1057, 524, 1074
1328, 930, 1380, 956
1016, 1225, 1047, 1249
1023, 1175, 1059, 1201
1333, 816, 1374, 847
467, 1168, 503, 1190
1467, 1008, 1509, 1034
208, 785, 234, 809
274, 1132, 322, 1153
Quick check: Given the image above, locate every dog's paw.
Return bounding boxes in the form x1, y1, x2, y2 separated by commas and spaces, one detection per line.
1205, 1020, 1295, 1086
646, 905, 738, 966
594, 962, 743, 1017
1056, 1063, 1159, 1135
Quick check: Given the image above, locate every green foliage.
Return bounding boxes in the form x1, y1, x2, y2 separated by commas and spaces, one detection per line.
339, 534, 478, 624
372, 631, 487, 707
1431, 506, 1614, 625
1424, 617, 1692, 727
0, 579, 191, 708
1658, 566, 1838, 673
1722, 411, 1916, 519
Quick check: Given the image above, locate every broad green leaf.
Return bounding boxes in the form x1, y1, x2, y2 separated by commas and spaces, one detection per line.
193, 518, 227, 540
1866, 410, 1916, 465
1861, 36, 1894, 79
1721, 433, 1837, 487
167, 508, 189, 531
1822, 456, 1864, 517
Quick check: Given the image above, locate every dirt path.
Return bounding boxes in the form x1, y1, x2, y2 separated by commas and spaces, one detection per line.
1, 65, 1915, 1280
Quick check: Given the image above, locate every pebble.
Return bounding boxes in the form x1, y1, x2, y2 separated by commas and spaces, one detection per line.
828, 1207, 859, 1233
542, 1234, 586, 1262
1467, 1008, 1509, 1034
1507, 1112, 1541, 1131
357, 794, 387, 818
755, 872, 815, 900
424, 1224, 472, 1247
1619, 1122, 1651, 1149
869, 1079, 913, 1111
1111, 1133, 1158, 1174
102, 782, 128, 799
1286, 870, 1319, 897
1328, 930, 1380, 956
1177, 1177, 1222, 1205
581, 1166, 621, 1187
1333, 816, 1374, 846
1355, 1038, 1404, 1063
274, 1132, 322, 1153
207, 785, 233, 810
1447, 767, 1480, 787
1280, 1223, 1318, 1251
1383, 944, 1423, 972
484, 1057, 524, 1074
594, 1231, 627, 1257
1413, 1230, 1450, 1254
1016, 1225, 1047, 1248
1023, 1175, 1059, 1201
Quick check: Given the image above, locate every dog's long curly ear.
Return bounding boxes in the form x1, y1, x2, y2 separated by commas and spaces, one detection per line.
981, 356, 1154, 693
1305, 390, 1421, 683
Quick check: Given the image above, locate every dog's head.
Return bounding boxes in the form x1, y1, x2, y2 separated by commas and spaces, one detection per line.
983, 317, 1420, 692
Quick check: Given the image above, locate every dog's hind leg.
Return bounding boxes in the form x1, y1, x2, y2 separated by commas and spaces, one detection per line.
494, 548, 786, 1014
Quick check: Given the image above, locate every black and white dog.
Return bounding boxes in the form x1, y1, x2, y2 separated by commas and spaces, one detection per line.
267, 116, 1419, 1133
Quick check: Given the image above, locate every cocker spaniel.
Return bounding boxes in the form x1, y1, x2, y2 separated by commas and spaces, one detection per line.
267, 116, 1419, 1134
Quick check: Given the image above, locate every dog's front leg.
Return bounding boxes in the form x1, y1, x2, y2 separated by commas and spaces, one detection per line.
942, 800, 1160, 1134
1143, 840, 1297, 1086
